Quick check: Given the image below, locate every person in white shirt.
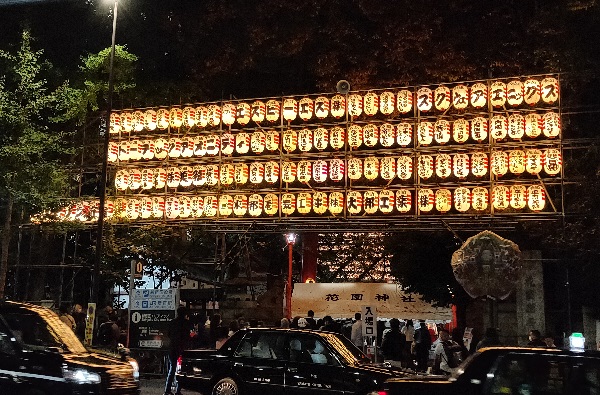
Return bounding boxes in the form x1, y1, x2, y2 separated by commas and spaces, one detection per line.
433, 329, 458, 375
350, 312, 363, 348
401, 319, 415, 368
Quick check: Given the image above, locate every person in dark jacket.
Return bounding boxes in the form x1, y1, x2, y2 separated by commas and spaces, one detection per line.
527, 329, 546, 347
413, 320, 432, 372
164, 306, 193, 395
380, 318, 406, 367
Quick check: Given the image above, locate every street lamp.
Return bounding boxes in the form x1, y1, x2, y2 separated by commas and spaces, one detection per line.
285, 233, 296, 319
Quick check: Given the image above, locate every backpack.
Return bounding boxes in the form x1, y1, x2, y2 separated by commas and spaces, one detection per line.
441, 341, 465, 368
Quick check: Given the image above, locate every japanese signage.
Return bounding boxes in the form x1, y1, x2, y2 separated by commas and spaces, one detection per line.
84, 302, 96, 347
131, 288, 178, 310
129, 309, 175, 349
361, 306, 377, 338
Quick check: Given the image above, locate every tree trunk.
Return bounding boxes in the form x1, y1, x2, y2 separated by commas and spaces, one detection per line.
0, 195, 13, 299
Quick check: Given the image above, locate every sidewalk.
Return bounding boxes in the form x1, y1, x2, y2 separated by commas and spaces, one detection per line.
140, 377, 203, 395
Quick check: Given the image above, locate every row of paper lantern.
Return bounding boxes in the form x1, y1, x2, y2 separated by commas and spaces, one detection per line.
109, 77, 559, 133
108, 112, 560, 163
114, 149, 561, 191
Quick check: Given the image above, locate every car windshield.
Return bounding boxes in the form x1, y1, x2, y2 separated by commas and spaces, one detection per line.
319, 332, 371, 365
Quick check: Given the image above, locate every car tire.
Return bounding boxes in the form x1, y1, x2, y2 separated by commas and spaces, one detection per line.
212, 377, 239, 395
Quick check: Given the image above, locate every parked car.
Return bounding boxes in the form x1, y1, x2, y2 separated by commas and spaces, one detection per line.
377, 346, 600, 395
0, 300, 140, 395
177, 327, 399, 394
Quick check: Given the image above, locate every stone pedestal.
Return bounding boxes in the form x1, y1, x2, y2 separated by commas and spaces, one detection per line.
515, 250, 545, 346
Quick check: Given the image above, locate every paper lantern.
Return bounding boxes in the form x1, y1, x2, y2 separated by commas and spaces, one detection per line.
282, 129, 298, 152
297, 192, 312, 214
250, 162, 265, 184
525, 113, 543, 138
330, 127, 345, 150
234, 132, 250, 154
264, 193, 279, 216
506, 80, 524, 106
508, 114, 525, 140
527, 185, 546, 211
434, 85, 451, 111
179, 166, 194, 187
542, 112, 561, 138
452, 84, 469, 110
472, 187, 489, 211
265, 130, 280, 151
167, 166, 181, 188
191, 136, 205, 157
233, 195, 248, 216
283, 98, 298, 121
436, 189, 452, 213
454, 187, 471, 212
195, 106, 208, 128
470, 117, 488, 142
155, 168, 167, 189
218, 195, 234, 216
144, 109, 157, 130
264, 161, 280, 184
203, 195, 218, 217
179, 196, 192, 218
281, 193, 296, 215
397, 89, 414, 113
470, 82, 488, 109
417, 122, 434, 146
544, 148, 562, 176
151, 196, 165, 218
282, 161, 297, 183
347, 191, 363, 215
363, 191, 379, 214
434, 119, 451, 145
108, 142, 118, 163
329, 192, 344, 215
205, 165, 219, 186
397, 156, 413, 180
435, 154, 452, 179
251, 131, 266, 154
266, 100, 281, 122
363, 124, 379, 147
364, 92, 379, 116
416, 87, 433, 112
192, 165, 206, 186
207, 104, 222, 127
471, 152, 489, 177
490, 115, 508, 141
251, 100, 266, 124
133, 110, 145, 132
129, 142, 142, 164
299, 97, 314, 121
379, 123, 395, 147
396, 189, 412, 213
311, 192, 327, 214
347, 94, 363, 117
418, 155, 434, 180
165, 197, 179, 219
491, 151, 509, 176
118, 141, 130, 162
167, 138, 182, 158
492, 186, 510, 210
298, 128, 313, 152
380, 157, 396, 180
541, 77, 559, 104
526, 149, 543, 175
182, 107, 196, 127
453, 153, 470, 179
190, 196, 204, 217
169, 107, 183, 128
364, 157, 380, 180
109, 112, 121, 134
156, 108, 170, 130
105, 200, 115, 219
116, 198, 128, 219
313, 160, 328, 183
141, 197, 153, 219
115, 169, 129, 191
453, 119, 470, 143
523, 78, 541, 106
128, 168, 142, 190
234, 163, 249, 184
140, 140, 155, 160
181, 137, 195, 158
348, 158, 363, 180
348, 124, 363, 149
221, 103, 236, 126
417, 188, 435, 212
236, 102, 251, 126
329, 159, 344, 181
141, 168, 155, 190
330, 94, 346, 118
205, 134, 221, 156
490, 81, 507, 108
379, 91, 395, 115
396, 122, 413, 146
378, 190, 395, 213
314, 96, 330, 119
121, 112, 133, 133
314, 127, 329, 150
220, 163, 235, 185
508, 150, 526, 174
510, 185, 527, 209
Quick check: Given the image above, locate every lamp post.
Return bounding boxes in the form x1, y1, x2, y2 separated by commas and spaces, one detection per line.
285, 233, 296, 319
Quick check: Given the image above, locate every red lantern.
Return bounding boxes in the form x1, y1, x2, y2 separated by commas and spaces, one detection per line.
265, 130, 280, 151
541, 77, 559, 104
329, 159, 344, 182
453, 119, 470, 144
379, 123, 395, 147
234, 163, 249, 184
264, 161, 280, 184
491, 151, 509, 177
436, 154, 452, 179
347, 191, 363, 215
133, 110, 145, 132
364, 157, 379, 180
299, 97, 314, 121
434, 119, 451, 145
526, 149, 543, 175
234, 132, 250, 154
282, 162, 297, 183
193, 165, 207, 186
236, 102, 251, 126
507, 80, 524, 106
297, 192, 313, 214
283, 98, 298, 121
220, 164, 235, 185
471, 187, 489, 211
195, 106, 208, 128
492, 186, 510, 210
314, 127, 329, 150
167, 166, 181, 188
144, 109, 157, 130
523, 79, 541, 106
330, 94, 346, 119
169, 107, 183, 128
525, 113, 543, 138
297, 160, 312, 183
348, 124, 363, 149
396, 156, 413, 180
418, 188, 435, 212
109, 112, 121, 134
156, 108, 170, 129
281, 193, 296, 215
363, 124, 379, 147
434, 85, 451, 111
313, 160, 328, 183
364, 92, 379, 116
397, 89, 413, 113
380, 157, 396, 180
328, 192, 344, 215
265, 100, 280, 123
418, 155, 434, 180
453, 153, 470, 179
121, 112, 133, 133
264, 193, 278, 216
454, 187, 471, 212
490, 115, 508, 141
205, 165, 219, 186
379, 91, 395, 115
508, 114, 525, 140
542, 112, 561, 138
167, 138, 182, 158
490, 81, 507, 108
471, 117, 488, 142
417, 122, 434, 146
283, 129, 298, 152
330, 127, 345, 150
183, 107, 196, 128
347, 94, 363, 117
207, 104, 222, 127
205, 134, 221, 156
233, 195, 248, 216
527, 185, 545, 211
452, 85, 469, 110
509, 150, 526, 175
396, 122, 413, 146
251, 101, 266, 124
348, 158, 363, 180
379, 190, 395, 214
221, 103, 236, 125
219, 194, 234, 216
435, 189, 452, 213
471, 152, 488, 177
314, 96, 330, 119
180, 166, 194, 187
470, 82, 488, 109
416, 87, 433, 112
363, 191, 379, 214
510, 185, 527, 209
543, 148, 562, 176
193, 135, 207, 157
251, 131, 266, 154
396, 189, 412, 213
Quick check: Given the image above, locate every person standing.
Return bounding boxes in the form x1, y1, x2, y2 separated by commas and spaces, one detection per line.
433, 329, 459, 375
58, 304, 76, 331
305, 310, 317, 329
527, 329, 546, 347
413, 320, 432, 372
380, 318, 406, 368
351, 312, 363, 348
401, 319, 415, 368
164, 306, 193, 395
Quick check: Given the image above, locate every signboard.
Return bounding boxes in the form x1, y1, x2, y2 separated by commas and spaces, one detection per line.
361, 305, 377, 337
131, 288, 178, 310
84, 302, 96, 347
129, 288, 179, 349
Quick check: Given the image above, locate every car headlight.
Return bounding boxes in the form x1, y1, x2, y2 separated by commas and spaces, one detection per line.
129, 360, 140, 381
62, 365, 101, 384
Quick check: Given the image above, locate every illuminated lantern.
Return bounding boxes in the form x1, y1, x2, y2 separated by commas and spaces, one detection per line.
436, 189, 452, 213
363, 124, 379, 147
470, 82, 487, 109
282, 161, 297, 183
179, 196, 192, 218
397, 156, 413, 180
492, 186, 510, 210
115, 198, 127, 219
364, 92, 379, 116
471, 152, 489, 177
123, 139, 138, 161
434, 119, 451, 145
299, 97, 314, 121
314, 127, 329, 150
234, 163, 249, 184
218, 195, 234, 216
195, 106, 208, 128
435, 154, 452, 179
526, 149, 543, 175
348, 124, 363, 149
264, 161, 280, 183
510, 185, 527, 209
281, 193, 296, 215
133, 110, 145, 132
506, 80, 524, 106
397, 89, 414, 113
283, 129, 298, 152
508, 114, 525, 140
452, 84, 469, 110
265, 130, 280, 151
153, 138, 167, 160
182, 107, 196, 127
418, 155, 434, 179
115, 169, 129, 191
141, 168, 155, 190
109, 112, 121, 134
541, 77, 559, 104
417, 122, 434, 146
418, 188, 435, 212
330, 126, 345, 150
141, 197, 153, 219
220, 163, 235, 185
508, 150, 526, 174
544, 148, 562, 176
527, 185, 546, 211
205, 134, 220, 156
314, 96, 330, 119
491, 151, 509, 177
471, 117, 488, 142
180, 166, 194, 187
313, 191, 328, 214
363, 191, 379, 214
129, 168, 142, 190
434, 85, 451, 111
379, 190, 395, 214
542, 112, 561, 138
190, 196, 204, 217
297, 161, 312, 183
156, 108, 170, 129
347, 191, 363, 215
266, 99, 280, 123
264, 193, 279, 216
140, 140, 155, 160
118, 141, 130, 162
364, 157, 380, 180
193, 135, 207, 157
108, 142, 118, 163
297, 192, 312, 214
380, 157, 396, 180
490, 81, 507, 108
251, 130, 266, 154
121, 112, 133, 133
380, 123, 395, 147
396, 189, 412, 213
233, 195, 248, 216
221, 103, 236, 126
298, 128, 313, 152
167, 138, 182, 158
396, 122, 413, 146
250, 162, 265, 184
490, 115, 508, 141
379, 91, 395, 115
313, 160, 328, 183
193, 165, 207, 186
234, 132, 250, 154
236, 102, 251, 126
165, 197, 180, 219
251, 100, 266, 124
525, 113, 543, 138
205, 165, 219, 186
144, 109, 157, 130
203, 195, 218, 217
416, 87, 433, 112
104, 200, 114, 219
453, 153, 470, 179
283, 98, 298, 121
155, 168, 167, 189
167, 166, 181, 188
347, 94, 363, 117
454, 187, 471, 212
207, 104, 222, 127
169, 107, 183, 128
151, 196, 165, 218
472, 187, 489, 211
453, 118, 470, 144
329, 159, 344, 181
181, 137, 195, 158
330, 94, 346, 119
523, 78, 541, 106
348, 158, 363, 180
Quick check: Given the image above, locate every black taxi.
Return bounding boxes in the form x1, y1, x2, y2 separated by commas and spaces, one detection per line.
0, 300, 140, 395
177, 328, 398, 394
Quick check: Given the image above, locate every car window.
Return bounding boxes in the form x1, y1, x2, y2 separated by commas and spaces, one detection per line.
288, 334, 339, 366
234, 332, 285, 360
569, 358, 600, 395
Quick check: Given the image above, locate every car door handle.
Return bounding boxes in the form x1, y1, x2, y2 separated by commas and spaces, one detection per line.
287, 367, 297, 372
234, 362, 243, 367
